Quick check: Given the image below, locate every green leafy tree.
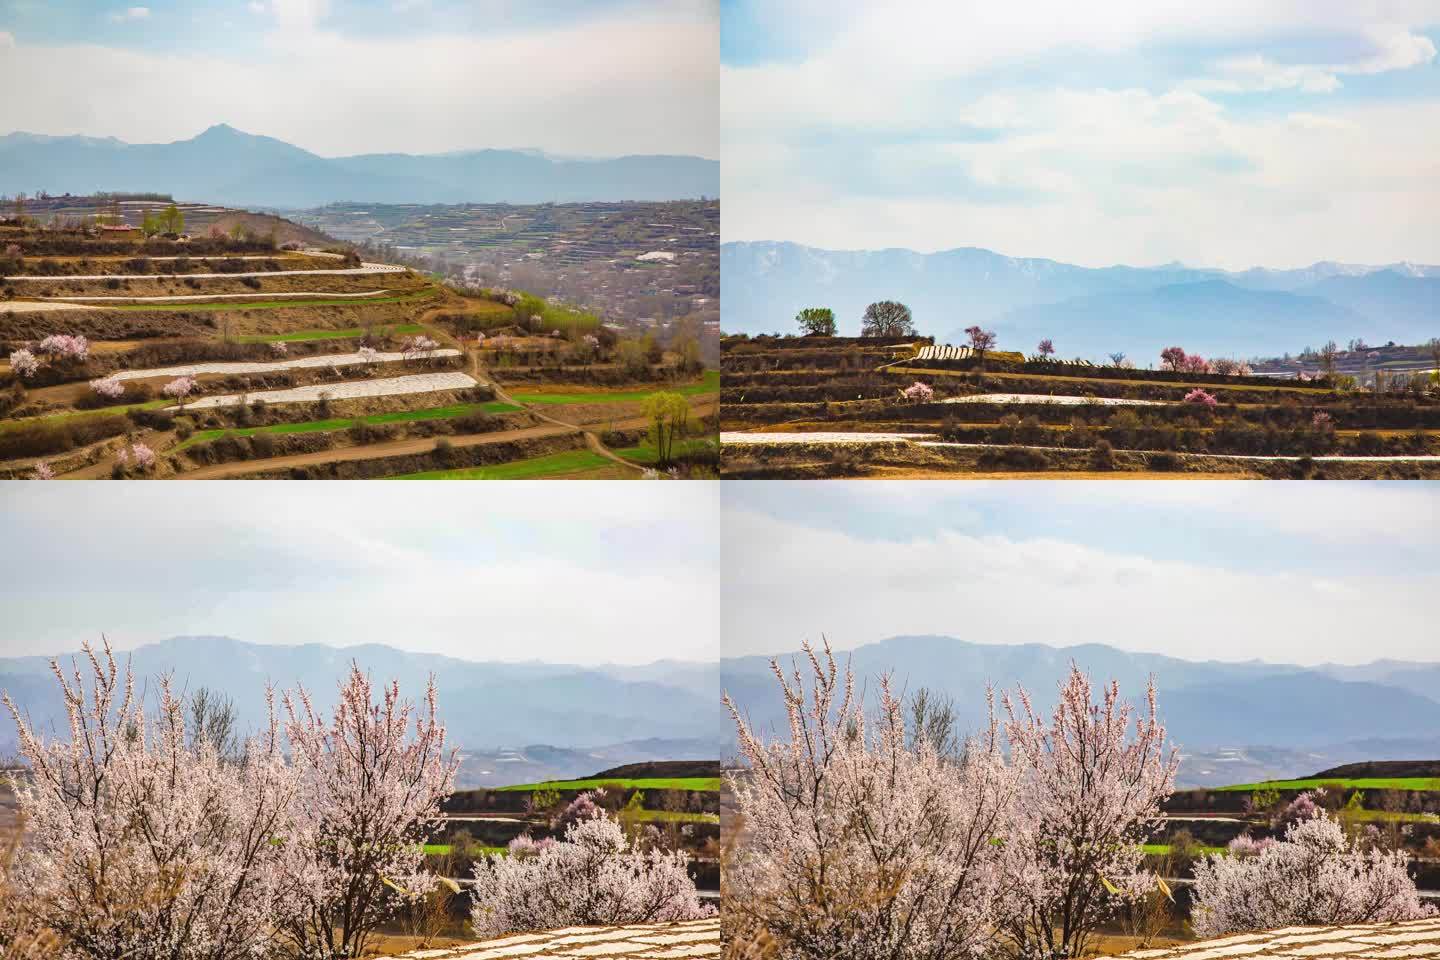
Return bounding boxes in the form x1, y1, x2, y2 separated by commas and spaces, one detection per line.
860, 300, 914, 337
139, 209, 162, 238
642, 391, 691, 465
160, 203, 185, 234
796, 307, 836, 337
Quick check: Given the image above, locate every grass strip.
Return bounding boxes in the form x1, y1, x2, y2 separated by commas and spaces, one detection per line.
237, 323, 426, 343
492, 777, 721, 792
0, 398, 169, 433
509, 370, 719, 406
94, 291, 437, 313
386, 447, 612, 480
177, 401, 521, 448
1215, 777, 1440, 792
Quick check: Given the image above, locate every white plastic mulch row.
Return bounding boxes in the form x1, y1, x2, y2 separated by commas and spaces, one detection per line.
6, 263, 405, 282
721, 431, 934, 445
44, 290, 392, 303
941, 393, 1164, 406
110, 348, 459, 381
169, 371, 478, 411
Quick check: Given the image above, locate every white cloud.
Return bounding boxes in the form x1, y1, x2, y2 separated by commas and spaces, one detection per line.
0, 484, 720, 665
268, 0, 328, 30
247, 1, 266, 13
0, 8, 718, 158
721, 503, 1437, 665
1194, 25, 1436, 93
722, 4, 1440, 266
109, 5, 150, 21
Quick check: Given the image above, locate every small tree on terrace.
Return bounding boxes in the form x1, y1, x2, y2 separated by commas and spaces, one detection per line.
277, 665, 458, 960
1000, 665, 1179, 960
160, 203, 185, 235
966, 325, 997, 360
1191, 811, 1432, 935
642, 391, 691, 466
1, 638, 296, 960
796, 307, 837, 337
163, 375, 197, 407
1160, 346, 1188, 371
722, 638, 1016, 960
1038, 339, 1056, 358
1319, 341, 1339, 379
860, 300, 914, 338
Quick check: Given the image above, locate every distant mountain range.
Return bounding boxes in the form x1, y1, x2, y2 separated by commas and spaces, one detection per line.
721, 241, 1440, 361
0, 125, 720, 207
720, 635, 1440, 788
0, 637, 722, 788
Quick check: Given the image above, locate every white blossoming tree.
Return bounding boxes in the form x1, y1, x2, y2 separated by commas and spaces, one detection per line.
277, 666, 458, 960
1191, 812, 1433, 936
723, 638, 1016, 960
1, 639, 295, 960
469, 806, 707, 936
999, 665, 1179, 960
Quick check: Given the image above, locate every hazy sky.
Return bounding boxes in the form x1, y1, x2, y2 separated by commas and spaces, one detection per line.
0, 483, 719, 664
0, 0, 718, 158
721, 1, 1440, 269
722, 481, 1439, 665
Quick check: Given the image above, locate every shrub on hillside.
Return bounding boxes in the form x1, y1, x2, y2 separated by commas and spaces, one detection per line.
469, 806, 708, 937
1191, 812, 1433, 935
0, 414, 129, 460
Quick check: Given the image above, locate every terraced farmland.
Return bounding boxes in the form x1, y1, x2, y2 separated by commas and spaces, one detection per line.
1, 210, 720, 480
721, 334, 1440, 479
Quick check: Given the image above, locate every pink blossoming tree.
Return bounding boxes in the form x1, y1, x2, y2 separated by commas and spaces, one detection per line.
1191, 812, 1432, 935
469, 809, 707, 936
966, 325, 998, 357
901, 381, 935, 403
1038, 339, 1056, 357
89, 376, 125, 401
1184, 388, 1219, 408
277, 666, 458, 960
163, 375, 198, 407
37, 334, 89, 363
8, 349, 39, 379
723, 639, 1016, 960
1000, 666, 1179, 960
2, 639, 296, 960
1160, 347, 1187, 371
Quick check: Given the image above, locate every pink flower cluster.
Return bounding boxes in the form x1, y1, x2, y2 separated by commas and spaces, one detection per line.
901, 380, 935, 403
1193, 812, 1433, 935
1184, 388, 1219, 408
8, 348, 39, 378
470, 806, 709, 936
3, 641, 462, 960
89, 376, 125, 400
1161, 346, 1213, 373
726, 641, 1178, 960
37, 333, 89, 361
162, 375, 197, 401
